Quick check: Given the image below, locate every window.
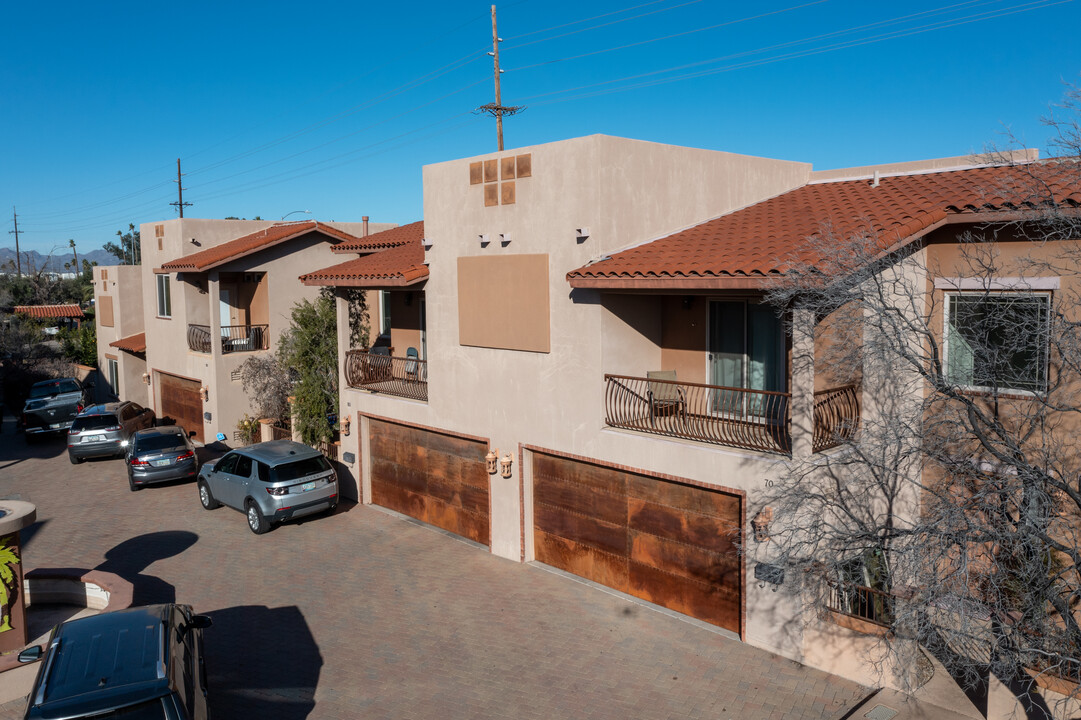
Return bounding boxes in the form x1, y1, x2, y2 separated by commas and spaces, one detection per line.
380, 290, 391, 337
157, 275, 172, 318
708, 300, 786, 418
235, 455, 253, 478
945, 292, 1050, 393
833, 549, 893, 626
107, 358, 119, 399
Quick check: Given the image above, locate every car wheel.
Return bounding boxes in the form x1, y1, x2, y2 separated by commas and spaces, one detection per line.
246, 501, 269, 534
128, 474, 141, 492
69, 453, 83, 465
198, 481, 219, 510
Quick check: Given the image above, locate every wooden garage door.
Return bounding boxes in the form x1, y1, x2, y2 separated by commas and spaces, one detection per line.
158, 373, 204, 444
533, 453, 742, 633
369, 419, 490, 545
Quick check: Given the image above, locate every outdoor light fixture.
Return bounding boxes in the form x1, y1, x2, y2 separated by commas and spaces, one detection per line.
478, 234, 490, 247
486, 449, 499, 475
199, 386, 209, 402
142, 373, 151, 385
752, 507, 773, 543
341, 415, 351, 436
499, 454, 514, 479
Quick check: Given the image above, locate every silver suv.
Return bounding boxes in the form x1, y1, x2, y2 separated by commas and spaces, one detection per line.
197, 440, 338, 534
67, 402, 156, 463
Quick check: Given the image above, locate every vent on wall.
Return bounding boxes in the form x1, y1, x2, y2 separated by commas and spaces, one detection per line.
230, 368, 242, 382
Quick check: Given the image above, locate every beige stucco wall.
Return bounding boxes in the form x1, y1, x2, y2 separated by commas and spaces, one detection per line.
93, 264, 149, 406
337, 134, 814, 650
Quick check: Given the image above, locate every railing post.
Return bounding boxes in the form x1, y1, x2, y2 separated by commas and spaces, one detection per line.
791, 307, 815, 460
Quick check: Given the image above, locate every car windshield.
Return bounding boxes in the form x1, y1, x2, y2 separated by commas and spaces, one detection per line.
28, 380, 79, 398
70, 415, 119, 432
269, 455, 332, 483
134, 435, 186, 453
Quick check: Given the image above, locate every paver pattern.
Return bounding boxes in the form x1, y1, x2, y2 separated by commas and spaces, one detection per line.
0, 419, 869, 719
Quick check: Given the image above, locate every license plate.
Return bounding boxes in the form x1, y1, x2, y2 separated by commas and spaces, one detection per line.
153, 459, 172, 467
301, 482, 316, 492
85, 436, 104, 443
49, 423, 60, 429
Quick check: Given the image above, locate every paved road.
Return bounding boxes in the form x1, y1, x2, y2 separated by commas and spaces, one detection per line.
0, 420, 869, 719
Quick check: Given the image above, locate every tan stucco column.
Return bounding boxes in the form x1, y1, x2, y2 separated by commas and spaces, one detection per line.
0, 501, 37, 653
790, 307, 815, 460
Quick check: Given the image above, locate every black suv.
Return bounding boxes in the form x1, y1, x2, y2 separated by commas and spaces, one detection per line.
19, 603, 212, 719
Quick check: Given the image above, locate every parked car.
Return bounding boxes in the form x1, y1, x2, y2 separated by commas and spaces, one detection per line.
21, 377, 86, 440
126, 425, 199, 491
198, 440, 338, 534
67, 401, 156, 464
18, 603, 212, 720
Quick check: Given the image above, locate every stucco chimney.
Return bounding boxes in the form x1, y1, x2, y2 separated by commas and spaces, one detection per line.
871, 170, 880, 188
362, 216, 369, 236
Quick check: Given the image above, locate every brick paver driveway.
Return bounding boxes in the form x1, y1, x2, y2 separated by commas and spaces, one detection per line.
0, 421, 869, 719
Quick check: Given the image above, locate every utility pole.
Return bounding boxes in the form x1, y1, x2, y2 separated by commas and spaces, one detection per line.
475, 5, 524, 151
9, 207, 21, 277
170, 158, 192, 218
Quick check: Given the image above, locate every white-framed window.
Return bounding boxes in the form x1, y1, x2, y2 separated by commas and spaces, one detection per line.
156, 274, 172, 318
106, 358, 119, 400
944, 291, 1051, 393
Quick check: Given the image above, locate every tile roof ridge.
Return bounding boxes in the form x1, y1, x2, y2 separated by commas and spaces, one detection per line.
576, 185, 811, 267
806, 158, 1041, 186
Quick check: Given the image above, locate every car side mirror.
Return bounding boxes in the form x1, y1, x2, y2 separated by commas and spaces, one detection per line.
188, 615, 213, 630
188, 431, 197, 439
18, 646, 43, 663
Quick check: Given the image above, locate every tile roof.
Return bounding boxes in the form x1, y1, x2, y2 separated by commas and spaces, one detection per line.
300, 237, 428, 288
14, 304, 85, 319
156, 221, 364, 273
567, 161, 1081, 289
109, 332, 147, 353
331, 221, 424, 253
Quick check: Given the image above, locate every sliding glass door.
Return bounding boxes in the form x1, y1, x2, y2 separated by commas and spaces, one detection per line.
708, 300, 786, 417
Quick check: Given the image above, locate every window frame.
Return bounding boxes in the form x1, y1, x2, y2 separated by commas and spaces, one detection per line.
942, 290, 1052, 395
156, 274, 172, 319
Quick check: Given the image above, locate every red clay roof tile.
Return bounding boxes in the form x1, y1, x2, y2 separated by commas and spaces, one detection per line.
301, 236, 427, 287
108, 332, 147, 353
156, 221, 364, 273
567, 161, 1081, 289
331, 221, 424, 253
14, 304, 85, 319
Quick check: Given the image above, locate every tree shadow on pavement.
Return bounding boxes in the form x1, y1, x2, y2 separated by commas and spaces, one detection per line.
204, 605, 321, 720
96, 531, 198, 605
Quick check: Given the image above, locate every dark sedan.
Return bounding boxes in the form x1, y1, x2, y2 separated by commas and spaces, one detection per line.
125, 425, 199, 491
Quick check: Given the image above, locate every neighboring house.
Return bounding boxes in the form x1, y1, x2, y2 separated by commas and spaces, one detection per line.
96, 218, 393, 445
14, 304, 85, 330
303, 133, 1081, 711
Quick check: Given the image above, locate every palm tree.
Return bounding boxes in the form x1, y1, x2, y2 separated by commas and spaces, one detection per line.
0, 541, 21, 632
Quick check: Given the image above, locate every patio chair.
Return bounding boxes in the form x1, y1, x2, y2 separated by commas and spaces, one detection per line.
647, 370, 687, 427
366, 345, 393, 383
404, 347, 420, 381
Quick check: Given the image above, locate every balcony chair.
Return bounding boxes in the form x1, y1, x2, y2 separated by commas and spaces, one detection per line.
365, 345, 393, 383
646, 370, 687, 427
404, 347, 420, 381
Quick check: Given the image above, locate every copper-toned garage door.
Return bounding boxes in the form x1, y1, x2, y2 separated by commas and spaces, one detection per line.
158, 373, 204, 444
533, 452, 742, 633
369, 419, 490, 546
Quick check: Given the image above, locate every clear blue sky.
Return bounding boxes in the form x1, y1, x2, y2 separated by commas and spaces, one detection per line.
2, 0, 1079, 255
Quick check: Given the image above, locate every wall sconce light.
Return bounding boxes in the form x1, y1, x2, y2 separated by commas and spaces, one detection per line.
142, 373, 151, 385
478, 234, 490, 247
199, 386, 209, 402
341, 415, 351, 437
499, 233, 511, 246
422, 238, 433, 251
752, 507, 773, 543
486, 449, 499, 475
499, 454, 514, 479
576, 227, 590, 239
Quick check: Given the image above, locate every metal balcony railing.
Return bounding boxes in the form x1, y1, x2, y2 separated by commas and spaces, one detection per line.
187, 324, 269, 354
812, 384, 860, 452
603, 374, 791, 454
344, 349, 427, 401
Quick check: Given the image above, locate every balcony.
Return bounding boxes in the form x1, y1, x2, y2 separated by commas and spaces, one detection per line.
344, 349, 427, 401
603, 374, 860, 455
187, 324, 269, 355
827, 580, 893, 627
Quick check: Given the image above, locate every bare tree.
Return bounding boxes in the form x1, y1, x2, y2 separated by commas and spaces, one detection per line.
754, 96, 1081, 717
